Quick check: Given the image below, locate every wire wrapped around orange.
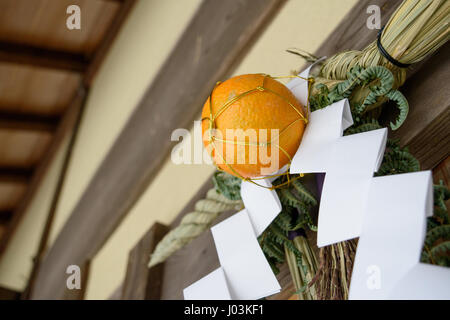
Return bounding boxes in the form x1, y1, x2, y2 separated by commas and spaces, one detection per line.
201, 74, 308, 180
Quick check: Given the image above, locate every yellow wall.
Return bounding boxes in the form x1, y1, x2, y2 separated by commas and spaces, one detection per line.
0, 135, 70, 291
85, 0, 358, 299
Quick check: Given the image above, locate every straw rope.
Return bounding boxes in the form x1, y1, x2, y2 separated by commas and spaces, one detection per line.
319, 0, 449, 88
148, 188, 242, 267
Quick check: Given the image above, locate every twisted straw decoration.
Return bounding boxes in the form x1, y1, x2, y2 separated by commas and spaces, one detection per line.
148, 188, 242, 267
319, 0, 450, 89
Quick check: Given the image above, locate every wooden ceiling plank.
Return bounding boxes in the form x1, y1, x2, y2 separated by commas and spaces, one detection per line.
20, 84, 89, 300
30, 0, 285, 299
0, 42, 88, 73
0, 85, 87, 256
17, 0, 139, 299
0, 0, 136, 299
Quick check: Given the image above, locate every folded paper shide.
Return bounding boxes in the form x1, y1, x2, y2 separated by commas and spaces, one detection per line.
150, 0, 450, 300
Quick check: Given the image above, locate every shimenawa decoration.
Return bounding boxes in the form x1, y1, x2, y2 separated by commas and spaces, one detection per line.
149, 0, 450, 299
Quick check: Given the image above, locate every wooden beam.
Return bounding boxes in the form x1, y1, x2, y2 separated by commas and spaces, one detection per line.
0, 112, 58, 133
0, 211, 13, 224
31, 0, 285, 299
0, 42, 88, 73
433, 157, 450, 185
62, 260, 90, 300
160, 211, 232, 300
0, 286, 20, 300
0, 167, 32, 184
389, 43, 450, 169
122, 223, 169, 300
108, 284, 123, 300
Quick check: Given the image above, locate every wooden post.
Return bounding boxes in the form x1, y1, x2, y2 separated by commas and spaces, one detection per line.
0, 286, 21, 300
62, 260, 90, 300
122, 223, 169, 300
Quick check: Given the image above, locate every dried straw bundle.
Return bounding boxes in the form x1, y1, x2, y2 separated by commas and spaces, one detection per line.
317, 0, 449, 88
287, 0, 450, 127
286, 0, 450, 299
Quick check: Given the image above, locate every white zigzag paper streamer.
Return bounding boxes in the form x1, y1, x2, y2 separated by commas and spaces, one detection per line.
183, 62, 450, 300
350, 171, 450, 299
291, 119, 387, 247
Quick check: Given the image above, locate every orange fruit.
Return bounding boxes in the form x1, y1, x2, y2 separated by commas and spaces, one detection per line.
201, 74, 306, 179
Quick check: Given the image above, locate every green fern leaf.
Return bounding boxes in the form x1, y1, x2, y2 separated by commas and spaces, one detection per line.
262, 241, 285, 262
345, 120, 382, 135
421, 250, 430, 263
284, 239, 308, 276
430, 240, 450, 259
425, 225, 450, 247
385, 90, 409, 130
291, 180, 317, 206
277, 188, 301, 208
213, 171, 242, 200
274, 209, 295, 230
269, 223, 289, 242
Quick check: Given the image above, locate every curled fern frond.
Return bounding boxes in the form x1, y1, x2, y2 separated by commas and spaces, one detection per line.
360, 66, 394, 106
310, 65, 409, 132
385, 90, 409, 130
